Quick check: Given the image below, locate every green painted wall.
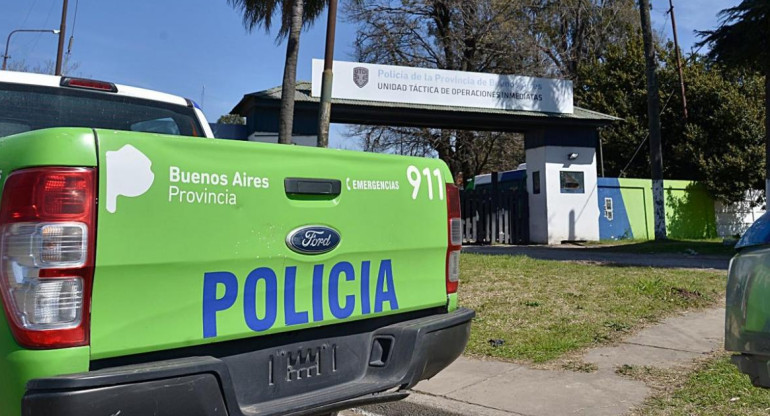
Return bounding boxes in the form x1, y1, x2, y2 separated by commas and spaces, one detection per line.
615, 178, 717, 240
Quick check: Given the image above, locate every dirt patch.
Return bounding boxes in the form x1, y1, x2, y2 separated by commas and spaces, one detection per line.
672, 287, 703, 301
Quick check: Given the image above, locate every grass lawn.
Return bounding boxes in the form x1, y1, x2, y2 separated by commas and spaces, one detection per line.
633, 354, 770, 416
459, 253, 725, 363
584, 238, 736, 257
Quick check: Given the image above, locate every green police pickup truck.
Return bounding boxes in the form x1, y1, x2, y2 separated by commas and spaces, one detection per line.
0, 71, 473, 416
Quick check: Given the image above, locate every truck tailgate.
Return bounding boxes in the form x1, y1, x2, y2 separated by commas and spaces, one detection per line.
89, 131, 452, 359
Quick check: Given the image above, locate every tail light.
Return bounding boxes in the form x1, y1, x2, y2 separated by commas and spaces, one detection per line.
60, 77, 118, 93
446, 183, 462, 294
0, 167, 96, 348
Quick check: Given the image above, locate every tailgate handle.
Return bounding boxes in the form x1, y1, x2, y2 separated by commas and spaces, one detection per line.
284, 178, 341, 196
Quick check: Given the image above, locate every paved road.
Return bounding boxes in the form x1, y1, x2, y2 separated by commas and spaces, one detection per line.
342, 399, 468, 416
463, 245, 731, 270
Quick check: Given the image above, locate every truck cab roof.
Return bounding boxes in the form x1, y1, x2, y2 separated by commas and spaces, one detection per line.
0, 70, 214, 138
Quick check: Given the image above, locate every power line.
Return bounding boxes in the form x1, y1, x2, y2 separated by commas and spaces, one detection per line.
619, 90, 676, 177
619, 42, 706, 177
19, 0, 41, 29
668, 0, 688, 119
23, 0, 58, 61
67, 0, 79, 56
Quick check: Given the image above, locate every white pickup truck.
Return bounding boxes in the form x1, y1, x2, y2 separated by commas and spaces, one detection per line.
0, 70, 214, 139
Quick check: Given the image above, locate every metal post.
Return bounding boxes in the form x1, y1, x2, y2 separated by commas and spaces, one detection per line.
668, 0, 688, 119
2, 32, 13, 71
639, 0, 667, 240
2, 29, 60, 71
598, 136, 605, 178
317, 0, 338, 148
491, 171, 499, 244
55, 0, 69, 75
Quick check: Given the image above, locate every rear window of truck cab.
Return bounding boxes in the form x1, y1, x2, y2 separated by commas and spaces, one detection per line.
0, 81, 204, 138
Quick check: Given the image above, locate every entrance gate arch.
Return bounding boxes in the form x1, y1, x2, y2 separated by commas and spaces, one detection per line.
230, 80, 618, 244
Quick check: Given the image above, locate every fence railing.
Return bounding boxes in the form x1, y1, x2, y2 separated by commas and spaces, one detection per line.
460, 188, 529, 245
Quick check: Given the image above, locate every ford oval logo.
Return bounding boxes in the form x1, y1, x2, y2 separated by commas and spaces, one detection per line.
286, 226, 341, 255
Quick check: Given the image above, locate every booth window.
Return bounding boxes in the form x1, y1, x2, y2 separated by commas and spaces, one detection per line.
533, 171, 541, 194
560, 171, 584, 193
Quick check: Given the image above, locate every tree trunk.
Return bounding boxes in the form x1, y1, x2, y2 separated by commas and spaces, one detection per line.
432, 2, 454, 69
639, 0, 666, 240
279, 0, 304, 145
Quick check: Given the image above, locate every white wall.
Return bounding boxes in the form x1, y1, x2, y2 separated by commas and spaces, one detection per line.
715, 189, 765, 238
527, 145, 600, 244
526, 147, 548, 243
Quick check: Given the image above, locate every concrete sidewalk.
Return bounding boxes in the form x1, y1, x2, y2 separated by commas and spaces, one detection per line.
354, 306, 724, 416
463, 245, 731, 270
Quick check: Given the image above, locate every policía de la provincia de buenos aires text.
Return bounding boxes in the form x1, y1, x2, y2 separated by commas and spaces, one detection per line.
375, 69, 544, 101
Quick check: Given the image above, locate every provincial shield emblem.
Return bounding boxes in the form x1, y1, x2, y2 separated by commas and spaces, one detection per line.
353, 67, 369, 88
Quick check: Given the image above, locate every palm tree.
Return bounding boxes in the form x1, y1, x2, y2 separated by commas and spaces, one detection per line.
698, 0, 770, 198
228, 0, 329, 144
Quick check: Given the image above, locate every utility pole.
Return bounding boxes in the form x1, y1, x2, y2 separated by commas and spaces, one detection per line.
316, 0, 338, 148
55, 0, 69, 75
668, 0, 688, 119
639, 0, 666, 240
2, 29, 59, 70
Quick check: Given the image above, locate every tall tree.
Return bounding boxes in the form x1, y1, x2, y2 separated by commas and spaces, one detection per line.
577, 34, 765, 204
347, 0, 638, 182
697, 0, 770, 199
228, 0, 329, 144
347, 0, 527, 183
514, 0, 639, 82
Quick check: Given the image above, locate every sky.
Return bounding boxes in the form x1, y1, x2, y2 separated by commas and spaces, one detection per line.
0, 0, 740, 148
648, 0, 738, 55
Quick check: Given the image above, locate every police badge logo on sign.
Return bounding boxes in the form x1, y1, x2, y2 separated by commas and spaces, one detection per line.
353, 67, 369, 88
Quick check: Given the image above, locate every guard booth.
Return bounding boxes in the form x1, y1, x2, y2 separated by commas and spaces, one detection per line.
229, 61, 619, 244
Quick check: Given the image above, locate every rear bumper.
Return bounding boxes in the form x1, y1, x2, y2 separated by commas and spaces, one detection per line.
732, 354, 770, 388
23, 307, 474, 416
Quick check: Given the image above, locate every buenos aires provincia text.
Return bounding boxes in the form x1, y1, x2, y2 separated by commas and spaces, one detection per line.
377, 83, 543, 101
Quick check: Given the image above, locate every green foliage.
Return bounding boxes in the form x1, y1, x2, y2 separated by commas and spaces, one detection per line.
217, 114, 246, 125
695, 1, 769, 204
226, 0, 329, 39
577, 33, 765, 203
697, 0, 770, 73
349, 1, 764, 200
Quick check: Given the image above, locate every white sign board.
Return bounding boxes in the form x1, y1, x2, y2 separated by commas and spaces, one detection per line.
311, 59, 573, 114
